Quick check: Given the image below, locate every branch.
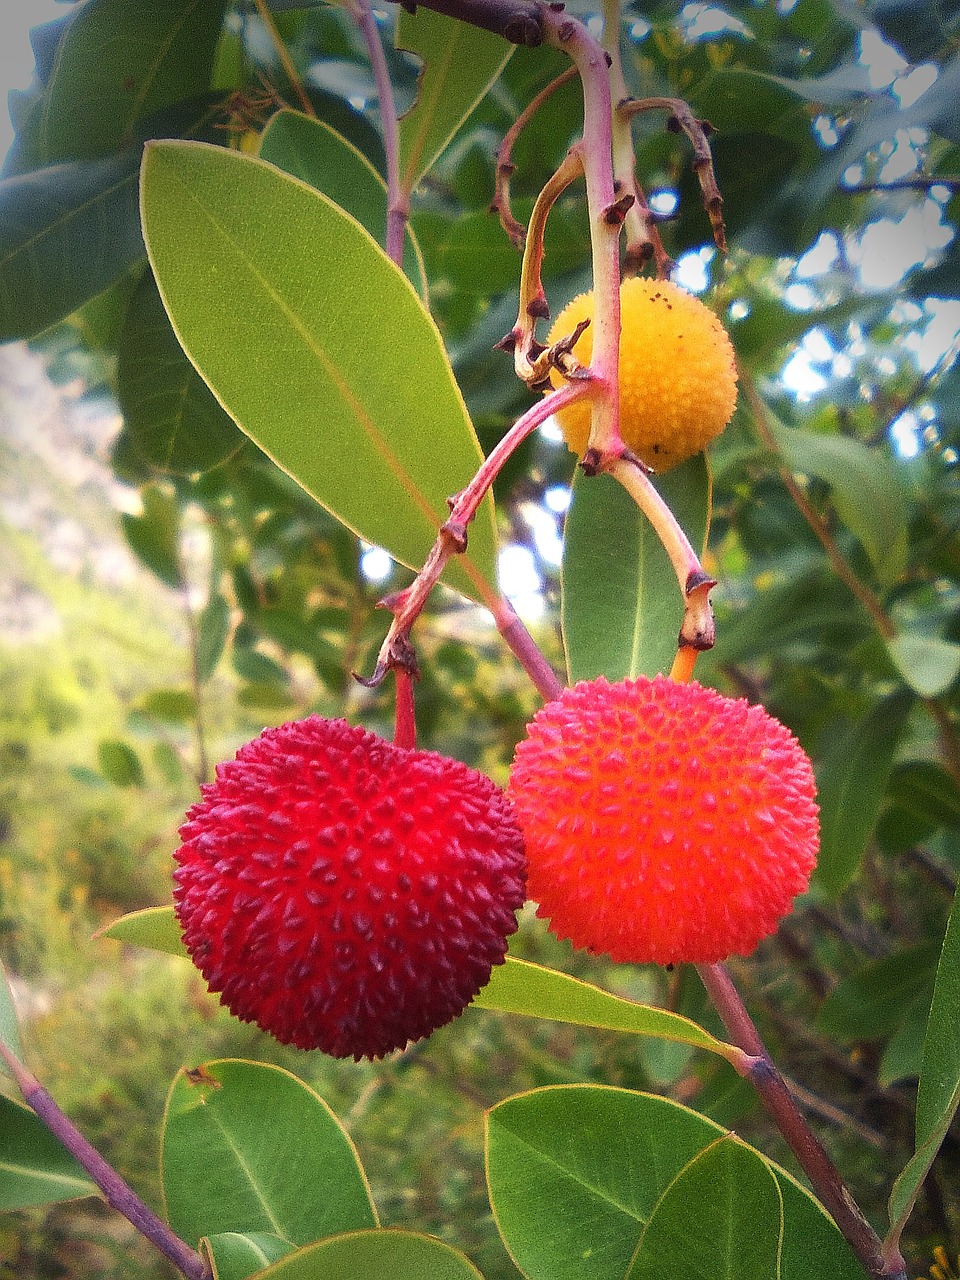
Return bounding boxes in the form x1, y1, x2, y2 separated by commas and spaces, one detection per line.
252, 0, 315, 116
695, 966, 907, 1280
386, 0, 545, 46
0, 1041, 211, 1280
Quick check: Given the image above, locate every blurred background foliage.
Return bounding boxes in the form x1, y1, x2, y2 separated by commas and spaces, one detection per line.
0, 0, 958, 1275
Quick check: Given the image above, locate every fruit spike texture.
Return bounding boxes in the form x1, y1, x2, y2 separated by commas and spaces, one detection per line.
546, 277, 738, 470
509, 676, 818, 966
174, 716, 526, 1059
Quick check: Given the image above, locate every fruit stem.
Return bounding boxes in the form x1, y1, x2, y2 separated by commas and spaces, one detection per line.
669, 644, 698, 684
0, 1039, 212, 1280
492, 66, 579, 250
368, 380, 588, 690
394, 666, 418, 748
601, 0, 674, 278
348, 0, 408, 265
695, 964, 907, 1280
608, 453, 716, 651
541, 6, 625, 459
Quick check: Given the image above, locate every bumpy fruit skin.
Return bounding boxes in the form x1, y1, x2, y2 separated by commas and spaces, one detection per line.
547, 277, 738, 470
174, 716, 526, 1059
509, 676, 818, 966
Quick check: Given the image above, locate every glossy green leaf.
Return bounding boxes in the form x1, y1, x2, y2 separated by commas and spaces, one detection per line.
486, 1086, 866, 1280
197, 593, 232, 681
887, 631, 960, 698
205, 1232, 295, 1280
97, 905, 187, 957
257, 111, 427, 299
117, 271, 243, 475
473, 957, 737, 1062
396, 8, 512, 191
141, 141, 498, 604
917, 886, 960, 1154
561, 457, 711, 683
0, 150, 144, 340
627, 1136, 784, 1280
0, 1096, 96, 1209
38, 0, 229, 163
121, 483, 183, 586
815, 689, 914, 896
97, 738, 146, 788
161, 1059, 377, 1246
816, 943, 940, 1041
242, 1229, 484, 1279
770, 424, 908, 586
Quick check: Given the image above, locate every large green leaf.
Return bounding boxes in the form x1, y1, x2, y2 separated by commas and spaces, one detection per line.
916, 886, 960, 1162
0, 1096, 96, 1210
770, 424, 909, 586
815, 689, 914, 896
38, 0, 229, 163
161, 1059, 377, 1246
486, 1087, 866, 1280
816, 943, 941, 1042
627, 1136, 784, 1280
396, 8, 513, 192
141, 141, 498, 603
117, 271, 243, 475
886, 631, 960, 698
561, 457, 711, 683
257, 111, 427, 299
888, 889, 960, 1236
0, 150, 144, 340
473, 957, 737, 1062
238, 1229, 484, 1279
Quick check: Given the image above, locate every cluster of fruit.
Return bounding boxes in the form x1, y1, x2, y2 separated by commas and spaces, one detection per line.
173, 283, 819, 1061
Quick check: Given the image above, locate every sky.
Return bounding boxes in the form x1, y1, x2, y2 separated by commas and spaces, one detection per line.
0, 0, 63, 163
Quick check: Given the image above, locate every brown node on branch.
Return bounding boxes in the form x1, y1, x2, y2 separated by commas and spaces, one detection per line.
603, 192, 636, 226
621, 96, 728, 256
441, 518, 469, 554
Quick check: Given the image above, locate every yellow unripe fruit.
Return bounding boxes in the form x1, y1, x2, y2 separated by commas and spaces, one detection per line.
547, 277, 738, 471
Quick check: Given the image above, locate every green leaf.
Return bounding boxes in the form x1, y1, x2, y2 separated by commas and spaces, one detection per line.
816, 943, 940, 1042
396, 8, 512, 191
139, 687, 198, 723
97, 905, 187, 957
815, 689, 914, 896
37, 0, 229, 163
0, 150, 144, 340
486, 1087, 866, 1280
627, 1136, 784, 1280
561, 457, 711, 683
237, 1229, 484, 1279
117, 271, 243, 475
161, 1059, 377, 1247
0, 1096, 97, 1210
121, 482, 183, 586
141, 141, 498, 604
197, 593, 232, 682
887, 632, 960, 698
770, 424, 909, 586
473, 957, 738, 1063
879, 760, 960, 852
0, 961, 24, 1068
917, 886, 960, 1153
204, 1232, 295, 1280
257, 111, 427, 300
97, 738, 146, 788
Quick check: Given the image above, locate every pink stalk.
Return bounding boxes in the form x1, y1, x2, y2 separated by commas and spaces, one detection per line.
0, 1041, 210, 1280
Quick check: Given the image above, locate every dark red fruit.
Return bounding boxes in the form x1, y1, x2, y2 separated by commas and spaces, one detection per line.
174, 716, 526, 1059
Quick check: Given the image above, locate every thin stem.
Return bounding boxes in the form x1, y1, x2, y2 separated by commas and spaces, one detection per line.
394, 666, 417, 748
608, 454, 716, 650
252, 0, 315, 117
494, 601, 564, 702
695, 965, 907, 1280
183, 594, 211, 786
350, 0, 407, 264
368, 380, 588, 685
0, 1041, 210, 1280
492, 67, 579, 249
